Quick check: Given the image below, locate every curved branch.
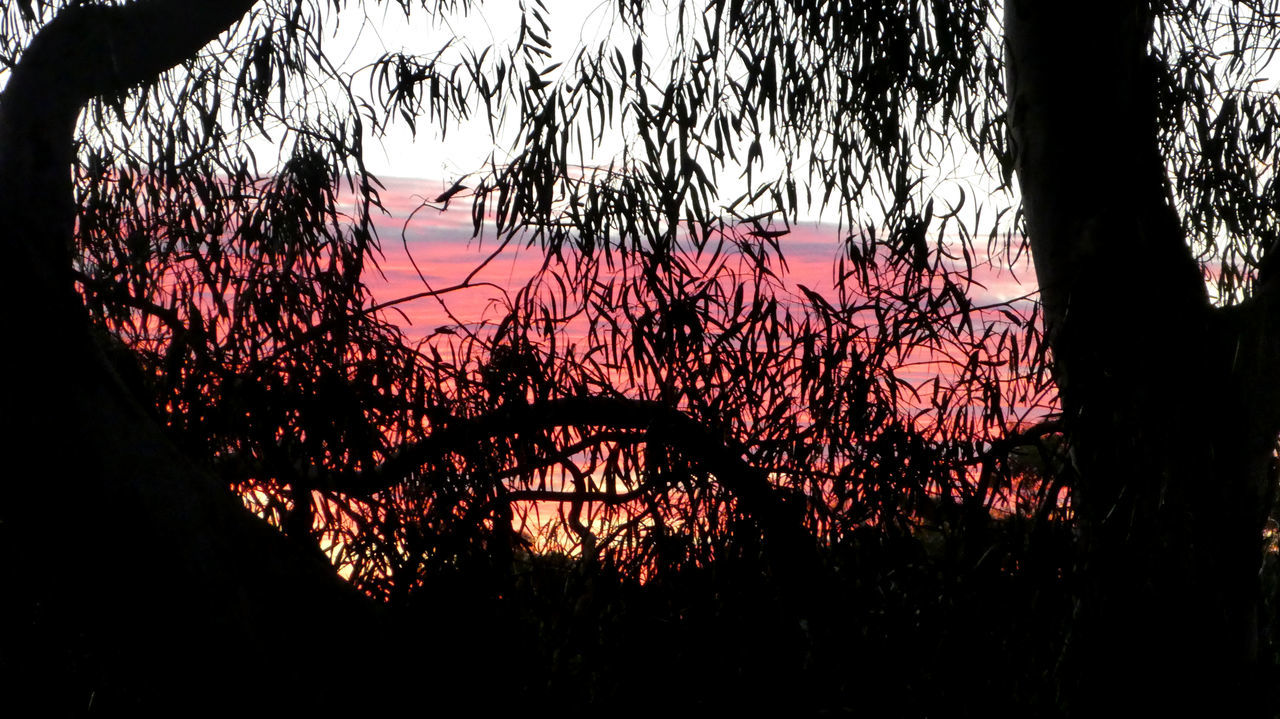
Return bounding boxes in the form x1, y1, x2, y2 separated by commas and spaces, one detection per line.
9, 0, 258, 114
332, 398, 738, 484
1, 0, 260, 317
0, 2, 395, 706
322, 396, 812, 557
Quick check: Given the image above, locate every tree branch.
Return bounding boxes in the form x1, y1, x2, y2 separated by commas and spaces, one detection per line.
0, 2, 394, 705
9, 0, 258, 115
1, 0, 260, 316
320, 396, 810, 553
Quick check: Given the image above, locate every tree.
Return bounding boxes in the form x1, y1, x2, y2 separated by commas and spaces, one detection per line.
1006, 3, 1280, 712
2, 0, 1277, 713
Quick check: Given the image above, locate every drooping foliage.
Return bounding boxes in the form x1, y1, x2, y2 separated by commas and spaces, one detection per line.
7, 0, 1280, 709
24, 0, 1048, 588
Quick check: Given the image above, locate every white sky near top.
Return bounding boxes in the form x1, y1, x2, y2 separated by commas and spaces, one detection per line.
344, 2, 1011, 256
314, 2, 992, 225
260, 0, 1036, 309
0, 1, 1032, 303
219, 2, 1280, 310
0, 1, 1014, 247
320, 1, 675, 190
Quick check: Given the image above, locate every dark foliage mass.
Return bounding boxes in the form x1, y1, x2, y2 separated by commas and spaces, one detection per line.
5, 0, 1280, 713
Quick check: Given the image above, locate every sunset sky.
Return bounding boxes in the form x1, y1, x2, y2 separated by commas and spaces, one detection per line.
311, 2, 1039, 354
363, 177, 1038, 338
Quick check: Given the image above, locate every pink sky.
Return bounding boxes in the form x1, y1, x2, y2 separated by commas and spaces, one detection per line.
353, 178, 1053, 540
360, 176, 1055, 462
363, 177, 1040, 349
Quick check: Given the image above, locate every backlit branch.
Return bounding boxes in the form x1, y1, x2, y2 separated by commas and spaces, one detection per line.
319, 396, 809, 551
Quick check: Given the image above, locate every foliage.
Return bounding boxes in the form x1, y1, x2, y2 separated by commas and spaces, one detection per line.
8, 0, 1280, 711
44, 0, 1056, 588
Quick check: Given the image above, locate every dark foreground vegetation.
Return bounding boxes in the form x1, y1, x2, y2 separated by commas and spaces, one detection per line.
6, 0, 1280, 715
493, 516, 1078, 715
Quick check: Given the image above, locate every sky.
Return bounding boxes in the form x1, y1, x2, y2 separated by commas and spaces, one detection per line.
360, 176, 1048, 465
315, 1, 641, 186
173, 1, 1049, 554
362, 178, 1037, 348
294, 0, 1036, 346
322, 1, 1037, 352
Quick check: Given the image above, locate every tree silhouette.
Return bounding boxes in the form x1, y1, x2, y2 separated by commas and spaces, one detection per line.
2, 0, 1277, 714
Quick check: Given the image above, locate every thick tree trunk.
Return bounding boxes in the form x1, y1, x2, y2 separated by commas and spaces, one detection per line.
1006, 1, 1277, 713
0, 2, 391, 710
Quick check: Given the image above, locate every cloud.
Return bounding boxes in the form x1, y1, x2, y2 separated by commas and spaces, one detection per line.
363, 178, 1042, 347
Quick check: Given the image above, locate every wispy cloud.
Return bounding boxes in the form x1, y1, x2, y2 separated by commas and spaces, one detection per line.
364, 178, 1041, 345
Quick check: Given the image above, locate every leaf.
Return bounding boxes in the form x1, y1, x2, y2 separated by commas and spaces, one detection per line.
434, 179, 468, 204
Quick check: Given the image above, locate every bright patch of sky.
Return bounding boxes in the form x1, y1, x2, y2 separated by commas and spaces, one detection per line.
302, 0, 1038, 325
334, 1, 624, 181
299, 2, 691, 193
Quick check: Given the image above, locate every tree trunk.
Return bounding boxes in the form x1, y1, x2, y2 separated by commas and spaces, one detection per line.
0, 2, 389, 710
1005, 1, 1277, 713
